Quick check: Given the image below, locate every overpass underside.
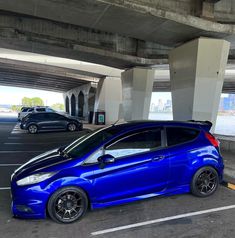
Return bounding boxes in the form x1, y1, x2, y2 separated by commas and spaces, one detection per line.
0, 0, 234, 129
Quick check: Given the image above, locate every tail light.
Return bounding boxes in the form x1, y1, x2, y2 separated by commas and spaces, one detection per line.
205, 132, 219, 147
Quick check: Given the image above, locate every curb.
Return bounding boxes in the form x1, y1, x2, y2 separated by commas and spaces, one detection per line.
224, 168, 235, 185
222, 181, 235, 191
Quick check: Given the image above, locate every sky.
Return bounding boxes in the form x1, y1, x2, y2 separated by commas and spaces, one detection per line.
150, 92, 171, 104
0, 86, 64, 106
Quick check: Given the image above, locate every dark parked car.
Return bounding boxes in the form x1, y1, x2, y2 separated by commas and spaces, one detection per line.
11, 120, 223, 223
20, 112, 83, 133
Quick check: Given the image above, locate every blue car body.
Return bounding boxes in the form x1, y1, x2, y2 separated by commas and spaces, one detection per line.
11, 121, 224, 219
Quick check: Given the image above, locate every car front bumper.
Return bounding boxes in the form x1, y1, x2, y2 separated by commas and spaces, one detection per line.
11, 182, 50, 219
20, 123, 27, 130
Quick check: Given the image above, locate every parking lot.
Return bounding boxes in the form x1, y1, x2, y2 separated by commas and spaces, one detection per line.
0, 116, 234, 238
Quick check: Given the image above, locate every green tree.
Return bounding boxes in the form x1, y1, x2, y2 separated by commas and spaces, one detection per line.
51, 103, 65, 111
22, 97, 32, 106
21, 97, 44, 107
31, 97, 44, 106
11, 105, 21, 112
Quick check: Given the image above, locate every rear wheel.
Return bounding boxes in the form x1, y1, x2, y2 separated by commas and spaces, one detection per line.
28, 124, 38, 134
191, 166, 219, 197
47, 186, 88, 224
67, 123, 77, 132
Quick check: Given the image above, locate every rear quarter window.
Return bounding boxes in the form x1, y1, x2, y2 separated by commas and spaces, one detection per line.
166, 127, 199, 147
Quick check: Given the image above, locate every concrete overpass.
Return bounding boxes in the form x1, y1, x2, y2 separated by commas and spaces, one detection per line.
0, 1, 235, 128
0, 0, 235, 68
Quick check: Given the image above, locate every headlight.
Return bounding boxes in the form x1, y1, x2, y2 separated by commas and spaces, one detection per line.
16, 172, 56, 186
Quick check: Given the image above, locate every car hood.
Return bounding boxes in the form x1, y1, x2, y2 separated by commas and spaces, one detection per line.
12, 148, 67, 180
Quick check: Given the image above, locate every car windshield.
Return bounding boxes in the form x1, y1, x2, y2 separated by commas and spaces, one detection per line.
63, 126, 120, 159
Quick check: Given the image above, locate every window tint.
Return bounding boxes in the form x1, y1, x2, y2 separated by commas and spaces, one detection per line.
66, 126, 120, 159
36, 108, 46, 112
28, 108, 34, 112
32, 113, 46, 120
46, 113, 64, 120
55, 114, 66, 120
105, 129, 162, 158
22, 108, 30, 112
166, 127, 199, 146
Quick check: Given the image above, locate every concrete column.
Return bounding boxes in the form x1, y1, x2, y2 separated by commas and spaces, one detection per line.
84, 92, 89, 121
169, 37, 230, 131
94, 77, 122, 124
121, 67, 154, 121
75, 93, 79, 117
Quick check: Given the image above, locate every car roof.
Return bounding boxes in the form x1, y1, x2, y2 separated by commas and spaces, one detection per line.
109, 120, 209, 133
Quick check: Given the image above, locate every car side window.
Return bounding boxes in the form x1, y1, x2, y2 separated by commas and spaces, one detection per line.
57, 115, 66, 120
36, 108, 46, 112
32, 113, 46, 120
166, 127, 199, 147
104, 129, 162, 159
46, 113, 58, 120
85, 148, 103, 164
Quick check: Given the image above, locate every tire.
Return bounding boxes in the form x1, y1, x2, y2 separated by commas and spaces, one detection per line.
191, 166, 219, 197
28, 124, 38, 134
47, 186, 88, 224
67, 123, 77, 132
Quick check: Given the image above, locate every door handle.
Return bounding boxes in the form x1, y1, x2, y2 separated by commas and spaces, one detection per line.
152, 155, 165, 161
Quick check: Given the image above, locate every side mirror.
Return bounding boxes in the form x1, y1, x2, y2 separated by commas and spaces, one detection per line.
98, 154, 115, 169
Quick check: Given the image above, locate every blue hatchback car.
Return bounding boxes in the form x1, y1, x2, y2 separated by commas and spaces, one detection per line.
11, 120, 223, 223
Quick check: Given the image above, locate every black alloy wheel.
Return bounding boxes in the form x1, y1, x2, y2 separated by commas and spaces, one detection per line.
191, 166, 219, 197
47, 187, 88, 223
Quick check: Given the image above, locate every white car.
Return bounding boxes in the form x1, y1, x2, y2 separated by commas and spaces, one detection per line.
18, 106, 55, 121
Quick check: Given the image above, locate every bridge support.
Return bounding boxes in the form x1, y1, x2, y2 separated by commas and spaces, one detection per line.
169, 37, 230, 131
121, 67, 155, 121
94, 77, 122, 124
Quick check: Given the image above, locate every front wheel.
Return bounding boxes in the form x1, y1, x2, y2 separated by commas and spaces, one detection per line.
191, 166, 219, 197
47, 186, 88, 224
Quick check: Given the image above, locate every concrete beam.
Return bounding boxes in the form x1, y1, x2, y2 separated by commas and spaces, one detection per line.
0, 12, 166, 69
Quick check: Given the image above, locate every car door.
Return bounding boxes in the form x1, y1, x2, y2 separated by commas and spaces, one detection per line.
164, 126, 201, 189
40, 113, 64, 129
85, 127, 170, 204
48, 113, 67, 129
36, 113, 50, 129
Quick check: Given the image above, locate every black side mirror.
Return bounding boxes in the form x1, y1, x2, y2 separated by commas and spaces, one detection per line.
98, 154, 115, 169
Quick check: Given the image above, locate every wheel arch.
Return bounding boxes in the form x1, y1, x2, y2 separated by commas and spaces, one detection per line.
45, 180, 92, 216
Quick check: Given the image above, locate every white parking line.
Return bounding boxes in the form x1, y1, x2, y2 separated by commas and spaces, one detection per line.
0, 151, 43, 153
91, 204, 235, 236
0, 164, 22, 166
0, 187, 10, 190
4, 142, 58, 145
11, 124, 26, 134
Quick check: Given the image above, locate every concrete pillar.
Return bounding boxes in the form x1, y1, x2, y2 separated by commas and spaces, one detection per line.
121, 67, 154, 121
169, 37, 230, 131
94, 77, 122, 124
84, 92, 89, 121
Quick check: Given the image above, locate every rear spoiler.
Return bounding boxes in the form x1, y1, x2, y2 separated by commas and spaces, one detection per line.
188, 120, 212, 132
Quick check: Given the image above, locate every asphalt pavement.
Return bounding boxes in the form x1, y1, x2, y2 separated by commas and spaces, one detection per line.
0, 115, 235, 238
